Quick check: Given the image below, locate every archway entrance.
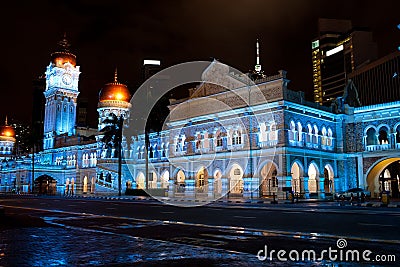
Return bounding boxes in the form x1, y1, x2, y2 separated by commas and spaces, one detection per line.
161, 170, 169, 189
34, 175, 57, 195
83, 176, 88, 193
323, 164, 334, 194
367, 158, 400, 198
214, 170, 222, 196
291, 162, 303, 194
148, 171, 158, 189
229, 164, 243, 197
136, 172, 145, 189
260, 162, 278, 197
176, 169, 186, 193
308, 163, 319, 197
196, 167, 208, 194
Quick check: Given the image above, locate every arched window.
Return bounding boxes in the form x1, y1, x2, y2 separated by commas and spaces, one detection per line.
297, 122, 303, 143
232, 130, 242, 145
289, 121, 296, 143
306, 124, 312, 144
269, 122, 277, 141
366, 127, 377, 146
378, 127, 389, 145
195, 133, 202, 150
216, 131, 223, 147
321, 127, 327, 146
313, 125, 319, 144
327, 128, 333, 146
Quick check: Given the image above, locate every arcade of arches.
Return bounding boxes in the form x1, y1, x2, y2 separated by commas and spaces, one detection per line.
290, 162, 334, 197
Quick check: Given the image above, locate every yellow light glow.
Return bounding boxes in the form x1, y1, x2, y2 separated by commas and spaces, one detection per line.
115, 93, 123, 100
4, 131, 11, 137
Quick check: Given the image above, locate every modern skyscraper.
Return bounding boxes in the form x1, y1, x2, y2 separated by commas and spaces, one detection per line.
143, 59, 161, 81
32, 75, 46, 151
348, 51, 400, 106
312, 18, 377, 105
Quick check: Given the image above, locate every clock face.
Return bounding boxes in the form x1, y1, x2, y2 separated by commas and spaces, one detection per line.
62, 74, 72, 85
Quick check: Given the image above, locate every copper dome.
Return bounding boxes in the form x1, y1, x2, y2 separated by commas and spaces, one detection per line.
51, 51, 76, 67
0, 125, 15, 138
51, 34, 76, 67
99, 70, 131, 103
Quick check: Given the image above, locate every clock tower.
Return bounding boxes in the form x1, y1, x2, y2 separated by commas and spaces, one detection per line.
43, 34, 80, 150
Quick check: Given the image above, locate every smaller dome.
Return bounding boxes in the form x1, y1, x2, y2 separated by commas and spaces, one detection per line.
99, 69, 131, 103
0, 125, 15, 138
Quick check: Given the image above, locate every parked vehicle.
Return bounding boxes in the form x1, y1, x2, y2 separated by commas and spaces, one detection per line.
334, 188, 371, 200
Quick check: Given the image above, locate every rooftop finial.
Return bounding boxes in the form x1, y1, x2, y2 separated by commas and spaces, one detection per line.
114, 67, 118, 82
5, 116, 8, 126
255, 39, 261, 73
58, 32, 71, 51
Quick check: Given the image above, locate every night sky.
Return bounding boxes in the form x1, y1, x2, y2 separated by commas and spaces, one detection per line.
2, 0, 400, 127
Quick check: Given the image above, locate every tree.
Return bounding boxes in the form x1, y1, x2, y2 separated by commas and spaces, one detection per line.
100, 113, 124, 196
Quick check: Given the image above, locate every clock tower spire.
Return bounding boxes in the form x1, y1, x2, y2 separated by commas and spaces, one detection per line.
43, 34, 81, 150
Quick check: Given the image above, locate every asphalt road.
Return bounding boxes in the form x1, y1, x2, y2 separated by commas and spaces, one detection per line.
1, 196, 399, 266
1, 196, 399, 241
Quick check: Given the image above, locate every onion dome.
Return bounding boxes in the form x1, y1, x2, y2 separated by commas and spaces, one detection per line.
99, 69, 131, 103
0, 117, 15, 139
50, 33, 76, 67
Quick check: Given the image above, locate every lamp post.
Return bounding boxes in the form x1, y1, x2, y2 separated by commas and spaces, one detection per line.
248, 81, 253, 200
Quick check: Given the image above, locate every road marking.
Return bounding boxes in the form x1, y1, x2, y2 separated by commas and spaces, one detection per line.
161, 211, 174, 214
106, 207, 116, 210
67, 204, 77, 207
233, 215, 256, 219
3, 204, 400, 245
358, 223, 394, 227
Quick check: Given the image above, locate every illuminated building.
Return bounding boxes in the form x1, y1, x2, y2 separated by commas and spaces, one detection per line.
1, 36, 400, 200
311, 18, 377, 105
43, 34, 81, 149
0, 117, 15, 157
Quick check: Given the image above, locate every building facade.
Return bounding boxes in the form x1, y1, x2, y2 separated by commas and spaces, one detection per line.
0, 38, 399, 200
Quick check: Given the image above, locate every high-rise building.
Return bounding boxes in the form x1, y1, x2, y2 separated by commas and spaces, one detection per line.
143, 59, 161, 81
312, 18, 377, 105
32, 75, 46, 151
349, 51, 400, 106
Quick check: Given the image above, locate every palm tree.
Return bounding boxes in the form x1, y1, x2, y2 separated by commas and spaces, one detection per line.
100, 113, 124, 196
